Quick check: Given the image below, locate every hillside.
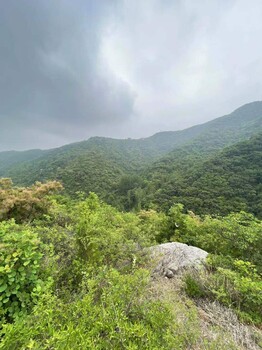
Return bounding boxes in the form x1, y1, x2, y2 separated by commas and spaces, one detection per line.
0, 149, 45, 173
0, 101, 261, 206
1, 181, 261, 349
142, 134, 262, 218
1, 103, 262, 348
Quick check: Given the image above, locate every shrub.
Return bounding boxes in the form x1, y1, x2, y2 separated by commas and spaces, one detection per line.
184, 256, 262, 325
180, 211, 262, 271
0, 221, 43, 325
0, 268, 192, 350
74, 193, 151, 269
0, 178, 63, 223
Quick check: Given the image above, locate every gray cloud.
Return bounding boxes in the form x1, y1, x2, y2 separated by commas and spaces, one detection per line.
0, 0, 262, 150
0, 0, 135, 150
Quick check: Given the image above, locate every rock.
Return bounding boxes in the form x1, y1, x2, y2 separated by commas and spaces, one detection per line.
150, 242, 208, 278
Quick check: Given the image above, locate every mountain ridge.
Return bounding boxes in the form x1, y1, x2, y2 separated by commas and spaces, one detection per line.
1, 100, 262, 154
0, 101, 261, 213
142, 133, 262, 217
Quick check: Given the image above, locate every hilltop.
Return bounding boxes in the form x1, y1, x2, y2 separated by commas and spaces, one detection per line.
0, 101, 261, 183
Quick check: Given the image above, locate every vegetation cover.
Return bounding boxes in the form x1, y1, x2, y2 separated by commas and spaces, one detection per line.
0, 102, 261, 220
140, 133, 262, 217
0, 102, 261, 348
0, 180, 261, 349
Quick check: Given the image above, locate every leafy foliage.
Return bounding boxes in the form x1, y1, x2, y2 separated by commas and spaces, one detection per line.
184, 257, 262, 324
0, 178, 63, 223
141, 133, 262, 217
1, 269, 195, 350
74, 192, 147, 269
164, 207, 262, 324
0, 221, 43, 325
170, 210, 262, 269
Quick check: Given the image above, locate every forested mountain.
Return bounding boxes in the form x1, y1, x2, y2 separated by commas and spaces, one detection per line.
0, 149, 45, 173
142, 134, 262, 218
0, 101, 261, 213
144, 101, 262, 184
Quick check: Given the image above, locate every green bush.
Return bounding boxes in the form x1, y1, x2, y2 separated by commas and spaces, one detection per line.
184, 274, 206, 299
208, 264, 262, 324
74, 193, 153, 269
184, 256, 262, 325
180, 211, 262, 271
0, 268, 195, 350
0, 221, 43, 325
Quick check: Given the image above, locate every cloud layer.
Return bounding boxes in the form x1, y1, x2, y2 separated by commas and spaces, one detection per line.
0, 0, 262, 150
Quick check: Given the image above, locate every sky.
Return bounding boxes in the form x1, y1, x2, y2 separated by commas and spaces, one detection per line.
0, 0, 262, 151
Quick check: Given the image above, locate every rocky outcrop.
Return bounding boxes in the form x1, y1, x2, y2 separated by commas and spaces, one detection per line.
150, 242, 208, 278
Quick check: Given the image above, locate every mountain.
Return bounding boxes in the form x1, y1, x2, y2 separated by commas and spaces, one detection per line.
0, 101, 261, 206
143, 133, 262, 218
0, 149, 45, 174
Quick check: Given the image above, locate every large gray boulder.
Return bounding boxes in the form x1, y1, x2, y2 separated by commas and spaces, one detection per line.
150, 242, 208, 278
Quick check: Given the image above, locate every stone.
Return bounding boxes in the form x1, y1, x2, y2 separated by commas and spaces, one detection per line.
150, 242, 208, 278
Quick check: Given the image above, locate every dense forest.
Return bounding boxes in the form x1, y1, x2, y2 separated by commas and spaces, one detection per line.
0, 102, 262, 349
0, 102, 262, 216
137, 133, 262, 217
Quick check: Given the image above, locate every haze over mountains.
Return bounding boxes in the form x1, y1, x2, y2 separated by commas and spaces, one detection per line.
0, 101, 261, 218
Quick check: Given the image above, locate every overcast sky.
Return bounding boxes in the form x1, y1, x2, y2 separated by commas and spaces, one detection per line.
0, 0, 262, 151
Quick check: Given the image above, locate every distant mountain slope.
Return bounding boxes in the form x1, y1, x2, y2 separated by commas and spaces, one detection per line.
0, 101, 261, 202
150, 100, 262, 154
139, 101, 262, 190
145, 134, 262, 218
0, 149, 45, 173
